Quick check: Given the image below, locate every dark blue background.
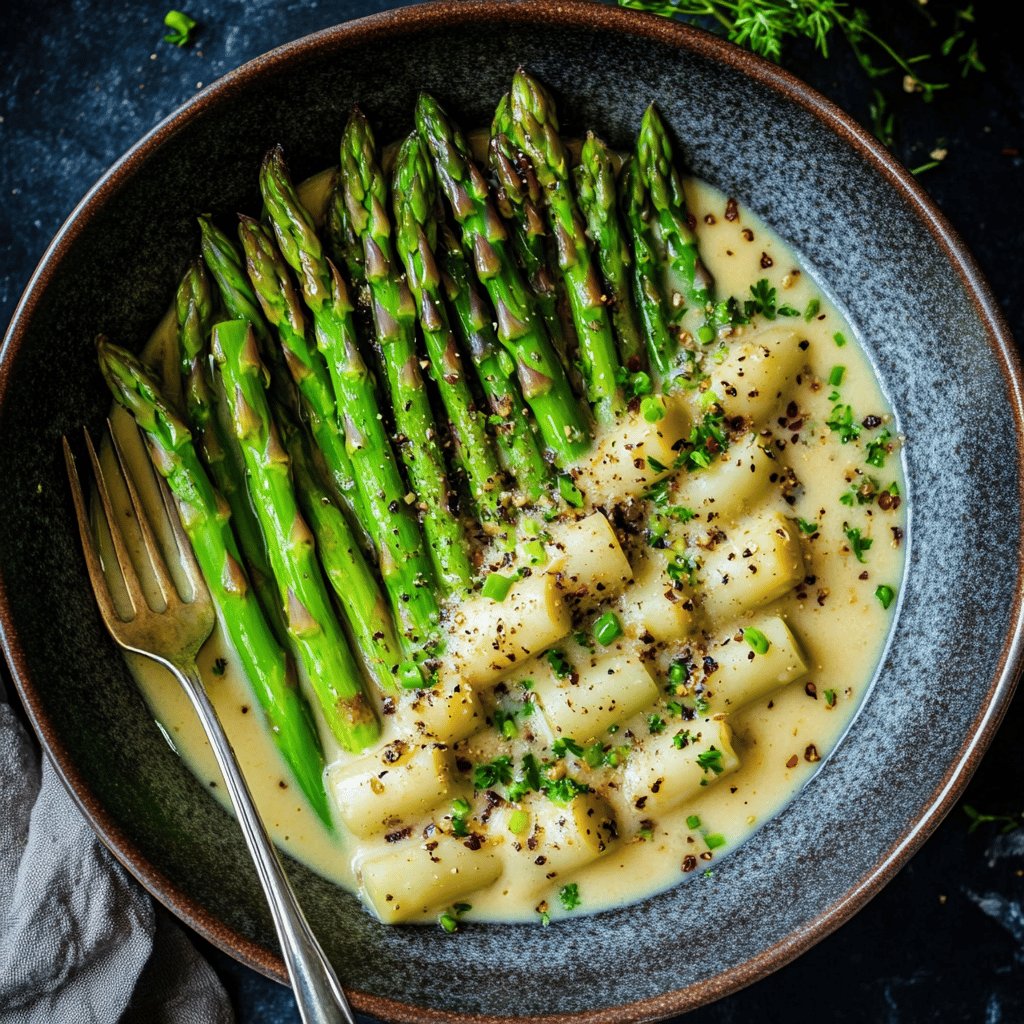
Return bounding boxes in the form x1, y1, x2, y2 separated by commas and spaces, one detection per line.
3, 1, 1022, 1020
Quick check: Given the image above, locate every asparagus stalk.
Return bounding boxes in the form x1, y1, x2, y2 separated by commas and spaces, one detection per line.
508, 69, 625, 422
489, 94, 573, 378
339, 110, 473, 594
391, 132, 505, 530
237, 214, 365, 527
259, 145, 440, 648
620, 156, 677, 381
635, 103, 715, 345
437, 222, 551, 503
211, 319, 379, 752
97, 337, 331, 825
279, 407, 421, 693
325, 169, 367, 298
174, 261, 288, 646
414, 92, 589, 466
574, 133, 647, 373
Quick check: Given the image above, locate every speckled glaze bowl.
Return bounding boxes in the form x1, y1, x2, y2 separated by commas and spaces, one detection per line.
1, 2, 1021, 1020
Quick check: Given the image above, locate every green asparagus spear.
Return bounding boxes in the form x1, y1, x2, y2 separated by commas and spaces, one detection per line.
97, 337, 331, 825
620, 156, 677, 382
437, 223, 551, 503
279, 407, 421, 693
574, 133, 647, 373
414, 92, 589, 466
325, 169, 367, 298
340, 110, 473, 594
508, 70, 624, 422
211, 319, 379, 751
237, 214, 365, 527
489, 94, 573, 380
174, 261, 288, 646
391, 132, 505, 530
635, 103, 715, 345
258, 145, 440, 648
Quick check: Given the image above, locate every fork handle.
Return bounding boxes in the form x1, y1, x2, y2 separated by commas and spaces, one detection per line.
170, 659, 356, 1024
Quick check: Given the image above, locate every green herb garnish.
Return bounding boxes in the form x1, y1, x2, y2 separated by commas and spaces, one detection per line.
593, 611, 623, 646
875, 584, 896, 609
546, 648, 572, 678
481, 572, 516, 601
697, 747, 725, 775
844, 525, 873, 563
743, 627, 771, 654
558, 883, 581, 911
162, 9, 198, 46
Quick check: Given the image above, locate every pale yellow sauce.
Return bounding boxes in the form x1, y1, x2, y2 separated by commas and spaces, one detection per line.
106, 176, 905, 925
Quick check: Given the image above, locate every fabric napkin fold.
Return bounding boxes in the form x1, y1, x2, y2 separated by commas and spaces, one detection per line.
0, 683, 234, 1024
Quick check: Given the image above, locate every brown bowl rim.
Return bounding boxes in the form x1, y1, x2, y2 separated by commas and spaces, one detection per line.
2, 2, 1022, 1021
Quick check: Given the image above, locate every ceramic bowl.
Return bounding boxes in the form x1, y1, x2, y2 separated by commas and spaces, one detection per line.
1, 2, 1021, 1020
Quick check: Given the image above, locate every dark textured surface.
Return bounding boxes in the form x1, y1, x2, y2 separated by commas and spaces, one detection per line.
2, 2, 1023, 1022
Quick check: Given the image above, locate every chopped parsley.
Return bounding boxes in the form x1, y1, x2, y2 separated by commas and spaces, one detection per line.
826, 403, 861, 443
797, 518, 819, 535
833, 331, 848, 347
552, 737, 585, 759
704, 832, 727, 850
546, 648, 572, 678
744, 278, 799, 320
686, 814, 702, 829
672, 729, 693, 749
648, 713, 666, 734
557, 475, 584, 508
875, 584, 896, 609
473, 756, 514, 790
803, 297, 821, 322
844, 525, 873, 563
558, 883, 581, 911
685, 408, 729, 469
544, 775, 591, 806
697, 747, 725, 775
743, 627, 771, 654
668, 660, 690, 686
824, 689, 837, 707
450, 797, 471, 837
641, 395, 666, 422
865, 429, 892, 468
493, 708, 521, 740
666, 553, 700, 587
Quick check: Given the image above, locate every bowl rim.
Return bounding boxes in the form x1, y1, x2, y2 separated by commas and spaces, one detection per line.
2, 1, 1022, 1021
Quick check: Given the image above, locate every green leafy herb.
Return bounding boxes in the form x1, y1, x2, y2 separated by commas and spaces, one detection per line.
833, 331, 848, 348
963, 804, 1022, 835
558, 883, 582, 911
648, 713, 666, 735
704, 832, 727, 850
641, 395, 667, 422
697, 747, 725, 775
473, 756, 514, 790
211, 657, 227, 676
824, 688, 837, 707
844, 525, 873, 563
875, 584, 896, 609
438, 902, 472, 934
672, 729, 693, 750
593, 611, 623, 646
546, 648, 572, 679
493, 708, 520, 740
866, 429, 892, 468
826, 403, 860, 443
686, 814, 702, 829
804, 297, 821, 322
507, 809, 530, 835
828, 365, 846, 387
668, 660, 690, 686
797, 518, 819, 535
666, 553, 700, 587
163, 9, 198, 46
506, 753, 543, 803
743, 627, 771, 655
552, 737, 585, 759
545, 775, 591, 806
450, 797, 471, 838
685, 408, 729, 469
558, 475, 584, 508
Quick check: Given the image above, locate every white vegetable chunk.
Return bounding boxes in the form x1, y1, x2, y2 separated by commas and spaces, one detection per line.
622, 551, 695, 643
576, 399, 689, 504
328, 743, 456, 838
621, 719, 739, 817
401, 680, 484, 744
675, 433, 776, 522
705, 615, 808, 712
358, 835, 502, 923
700, 512, 804, 621
534, 651, 660, 740
546, 512, 633, 598
708, 327, 806, 426
449, 574, 572, 687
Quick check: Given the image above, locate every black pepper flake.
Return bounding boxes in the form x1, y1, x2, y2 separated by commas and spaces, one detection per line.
682, 855, 698, 872
760, 251, 773, 268
786, 754, 799, 769
805, 682, 818, 699
805, 744, 821, 763
724, 197, 739, 221
385, 827, 412, 843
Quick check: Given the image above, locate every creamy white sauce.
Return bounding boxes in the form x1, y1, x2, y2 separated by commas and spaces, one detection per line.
106, 175, 905, 926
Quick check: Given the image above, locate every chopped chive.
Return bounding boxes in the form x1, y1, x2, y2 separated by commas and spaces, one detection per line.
743, 627, 770, 655
507, 809, 529, 835
704, 832, 727, 850
833, 331, 848, 347
875, 584, 896, 609
558, 475, 584, 508
828, 365, 846, 386
686, 814, 701, 829
593, 611, 623, 646
163, 8, 198, 46
824, 688, 837, 707
546, 649, 572, 678
803, 297, 821, 322
522, 539, 548, 566
481, 572, 516, 601
438, 911, 458, 933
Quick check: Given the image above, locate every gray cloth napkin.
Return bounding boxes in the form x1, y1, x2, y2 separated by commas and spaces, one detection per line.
0, 686, 235, 1024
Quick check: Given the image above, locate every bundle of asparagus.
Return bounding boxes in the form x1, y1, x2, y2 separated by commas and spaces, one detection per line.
98, 70, 716, 819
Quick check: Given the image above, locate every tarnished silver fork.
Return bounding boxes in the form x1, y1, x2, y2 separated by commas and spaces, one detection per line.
63, 423, 355, 1024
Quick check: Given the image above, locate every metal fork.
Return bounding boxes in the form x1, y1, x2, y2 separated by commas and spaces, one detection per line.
63, 423, 355, 1024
